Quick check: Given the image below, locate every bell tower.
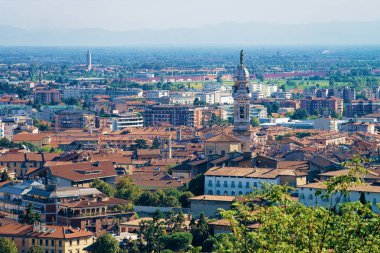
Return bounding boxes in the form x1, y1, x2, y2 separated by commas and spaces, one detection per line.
233, 50, 251, 154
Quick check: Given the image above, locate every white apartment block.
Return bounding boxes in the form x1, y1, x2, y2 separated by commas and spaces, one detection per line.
197, 90, 221, 104
111, 113, 144, 131
204, 167, 280, 196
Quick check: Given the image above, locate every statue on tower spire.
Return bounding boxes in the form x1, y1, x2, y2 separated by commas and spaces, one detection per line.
240, 49, 244, 65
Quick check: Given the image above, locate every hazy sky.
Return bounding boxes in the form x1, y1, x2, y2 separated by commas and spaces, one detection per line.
1, 0, 380, 31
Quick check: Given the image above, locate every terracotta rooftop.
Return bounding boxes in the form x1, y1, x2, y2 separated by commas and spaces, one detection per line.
189, 195, 236, 202
205, 166, 306, 179
0, 218, 93, 239
299, 182, 380, 193
206, 133, 242, 143
47, 161, 117, 183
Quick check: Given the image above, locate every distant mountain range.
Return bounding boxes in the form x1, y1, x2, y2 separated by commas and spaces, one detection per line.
1, 20, 380, 46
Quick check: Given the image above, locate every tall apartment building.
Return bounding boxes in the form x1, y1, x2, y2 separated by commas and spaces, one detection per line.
197, 90, 221, 104
33, 89, 62, 104
363, 87, 380, 100
300, 97, 344, 116
144, 105, 201, 127
344, 100, 380, 117
54, 111, 95, 131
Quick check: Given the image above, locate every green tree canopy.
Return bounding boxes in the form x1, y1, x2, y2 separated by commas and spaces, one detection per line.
250, 117, 260, 127
116, 176, 142, 202
190, 213, 211, 249
27, 246, 43, 253
20, 203, 41, 225
0, 170, 10, 182
0, 238, 17, 253
92, 234, 119, 253
159, 232, 193, 252
215, 157, 380, 253
291, 108, 309, 120
188, 174, 205, 196
91, 178, 116, 197
151, 138, 161, 149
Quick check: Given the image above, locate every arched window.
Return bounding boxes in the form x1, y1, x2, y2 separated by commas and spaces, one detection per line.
231, 191, 235, 196
238, 191, 243, 195
216, 190, 220, 195
224, 191, 228, 196
208, 190, 213, 195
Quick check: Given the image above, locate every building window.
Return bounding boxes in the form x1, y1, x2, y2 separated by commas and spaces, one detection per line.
40, 239, 43, 245
32, 239, 35, 245
246, 182, 250, 188
254, 182, 257, 187
238, 182, 242, 188
51, 240, 55, 246
224, 191, 228, 196
46, 240, 48, 246
223, 181, 227, 187
238, 191, 243, 195
208, 190, 213, 195
216, 190, 220, 195
309, 194, 313, 200
300, 193, 304, 199
208, 180, 212, 187
231, 182, 235, 188
231, 191, 235, 196
59, 241, 62, 247
216, 180, 220, 187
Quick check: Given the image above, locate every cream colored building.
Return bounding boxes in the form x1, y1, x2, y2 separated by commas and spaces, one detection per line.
204, 133, 242, 156
0, 219, 94, 253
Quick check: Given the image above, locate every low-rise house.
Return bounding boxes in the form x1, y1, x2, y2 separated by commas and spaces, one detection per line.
120, 215, 191, 233
298, 182, 380, 214
44, 161, 118, 187
306, 133, 346, 146
209, 219, 259, 235
57, 196, 134, 237
136, 149, 161, 160
0, 218, 94, 253
130, 172, 187, 191
13, 132, 51, 148
319, 169, 380, 183
189, 195, 235, 218
0, 152, 60, 179
340, 121, 376, 134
